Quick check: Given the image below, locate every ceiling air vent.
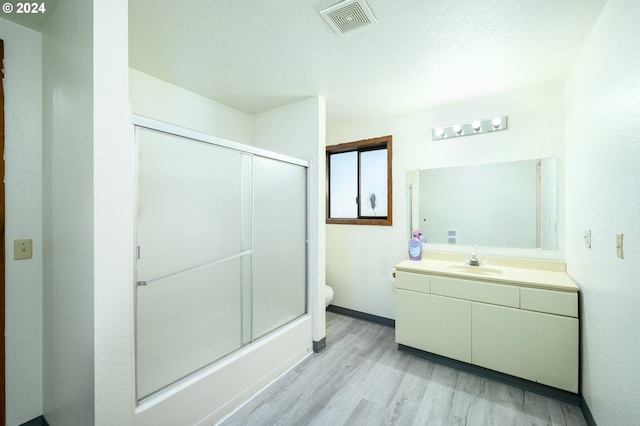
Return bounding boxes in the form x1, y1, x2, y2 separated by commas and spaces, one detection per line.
320, 0, 377, 34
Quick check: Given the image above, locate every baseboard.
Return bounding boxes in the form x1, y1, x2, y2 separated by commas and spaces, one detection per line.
398, 344, 580, 406
20, 415, 49, 426
326, 305, 395, 328
313, 337, 326, 353
580, 395, 597, 426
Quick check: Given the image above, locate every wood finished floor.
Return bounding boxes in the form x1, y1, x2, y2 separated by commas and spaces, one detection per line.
220, 312, 586, 426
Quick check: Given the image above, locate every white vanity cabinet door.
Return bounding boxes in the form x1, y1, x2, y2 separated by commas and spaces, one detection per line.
472, 302, 579, 392
396, 289, 472, 363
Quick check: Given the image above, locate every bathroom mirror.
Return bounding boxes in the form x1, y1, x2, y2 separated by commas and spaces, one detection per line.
410, 158, 557, 250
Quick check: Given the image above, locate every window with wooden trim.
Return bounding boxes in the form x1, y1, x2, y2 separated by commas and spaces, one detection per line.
326, 135, 392, 226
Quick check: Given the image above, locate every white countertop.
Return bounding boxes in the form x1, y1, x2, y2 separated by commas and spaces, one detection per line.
395, 252, 579, 292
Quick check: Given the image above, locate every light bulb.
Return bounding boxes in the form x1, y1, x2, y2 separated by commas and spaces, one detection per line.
453, 124, 463, 135
435, 128, 445, 138
492, 117, 502, 129
472, 120, 481, 132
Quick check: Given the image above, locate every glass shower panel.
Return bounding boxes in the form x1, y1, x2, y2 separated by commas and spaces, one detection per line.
137, 128, 244, 281
136, 259, 242, 399
251, 156, 307, 339
136, 128, 246, 399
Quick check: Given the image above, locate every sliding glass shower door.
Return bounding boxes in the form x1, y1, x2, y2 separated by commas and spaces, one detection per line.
251, 156, 307, 339
134, 124, 307, 401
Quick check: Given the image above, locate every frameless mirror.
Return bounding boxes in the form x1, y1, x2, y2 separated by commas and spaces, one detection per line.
410, 158, 557, 250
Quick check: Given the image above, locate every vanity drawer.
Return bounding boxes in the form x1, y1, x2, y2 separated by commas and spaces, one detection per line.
520, 287, 578, 317
396, 271, 430, 293
431, 276, 519, 308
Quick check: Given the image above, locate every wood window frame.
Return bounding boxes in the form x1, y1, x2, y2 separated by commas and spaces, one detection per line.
326, 135, 392, 226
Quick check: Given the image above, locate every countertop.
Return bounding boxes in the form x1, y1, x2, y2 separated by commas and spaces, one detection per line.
395, 252, 579, 292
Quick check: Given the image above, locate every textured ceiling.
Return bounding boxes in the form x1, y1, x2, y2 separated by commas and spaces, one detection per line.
129, 0, 607, 128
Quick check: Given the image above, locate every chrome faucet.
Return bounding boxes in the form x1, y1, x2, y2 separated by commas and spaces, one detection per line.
468, 252, 481, 266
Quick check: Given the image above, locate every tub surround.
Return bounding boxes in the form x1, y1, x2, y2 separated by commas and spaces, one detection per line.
395, 251, 579, 395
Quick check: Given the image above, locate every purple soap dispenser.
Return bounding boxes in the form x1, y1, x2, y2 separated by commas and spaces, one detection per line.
409, 230, 423, 261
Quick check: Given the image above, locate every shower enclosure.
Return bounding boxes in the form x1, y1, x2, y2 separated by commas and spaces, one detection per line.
133, 118, 308, 401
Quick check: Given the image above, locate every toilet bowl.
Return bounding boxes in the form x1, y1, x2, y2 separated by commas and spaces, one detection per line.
325, 285, 334, 308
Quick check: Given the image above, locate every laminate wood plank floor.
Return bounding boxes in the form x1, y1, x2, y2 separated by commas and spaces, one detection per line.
219, 312, 586, 426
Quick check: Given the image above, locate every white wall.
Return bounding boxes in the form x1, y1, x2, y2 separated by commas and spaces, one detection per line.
327, 82, 566, 319
93, 0, 135, 424
565, 0, 640, 423
42, 0, 95, 424
129, 69, 254, 145
0, 17, 43, 426
254, 96, 327, 344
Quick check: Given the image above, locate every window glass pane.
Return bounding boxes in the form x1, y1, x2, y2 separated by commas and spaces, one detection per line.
360, 148, 388, 217
329, 151, 358, 218
326, 136, 392, 225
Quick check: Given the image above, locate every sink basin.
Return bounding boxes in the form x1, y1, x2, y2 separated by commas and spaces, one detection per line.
445, 264, 504, 276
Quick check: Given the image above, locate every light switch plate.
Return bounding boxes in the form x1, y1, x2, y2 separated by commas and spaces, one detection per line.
14, 239, 33, 260
583, 229, 591, 248
616, 233, 624, 259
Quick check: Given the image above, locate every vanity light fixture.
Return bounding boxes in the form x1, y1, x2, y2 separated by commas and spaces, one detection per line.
432, 115, 508, 140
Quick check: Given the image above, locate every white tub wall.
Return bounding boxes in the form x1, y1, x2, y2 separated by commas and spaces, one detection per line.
0, 17, 44, 426
326, 82, 566, 319
565, 0, 640, 423
254, 96, 327, 345
129, 69, 255, 145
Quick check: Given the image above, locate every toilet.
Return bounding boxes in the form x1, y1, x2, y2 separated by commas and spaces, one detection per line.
325, 285, 334, 308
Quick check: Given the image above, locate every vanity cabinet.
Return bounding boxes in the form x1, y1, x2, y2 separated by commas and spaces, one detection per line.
472, 302, 578, 392
396, 288, 472, 363
395, 269, 579, 393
